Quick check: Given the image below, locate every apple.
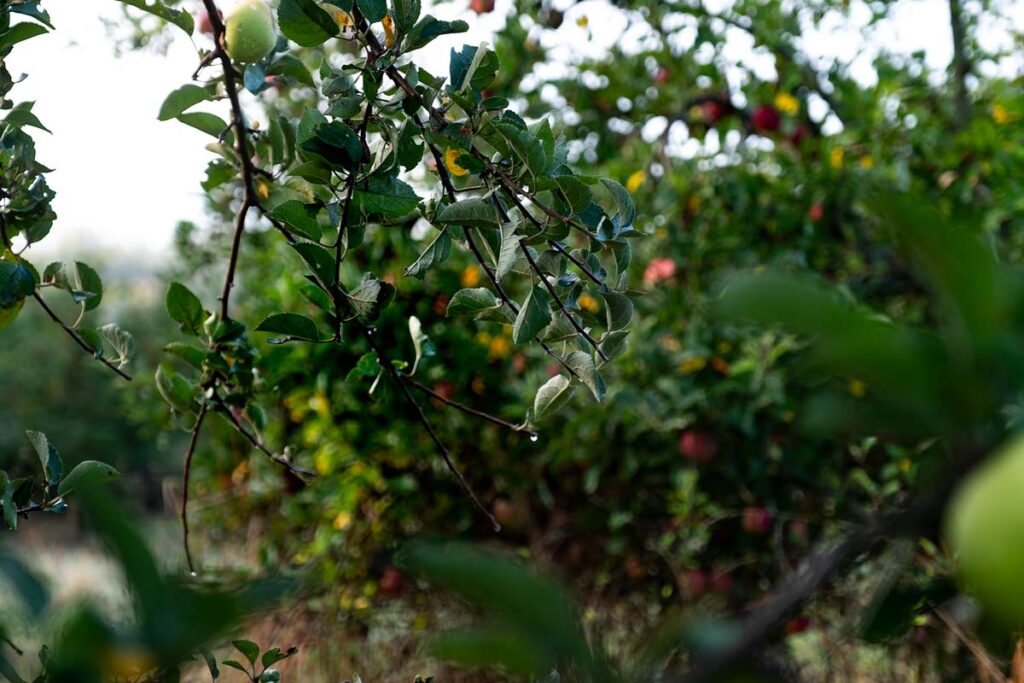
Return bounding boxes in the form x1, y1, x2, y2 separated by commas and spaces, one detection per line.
710, 570, 732, 596
947, 434, 1024, 626
679, 429, 718, 462
680, 569, 708, 598
470, 0, 495, 13
741, 506, 773, 535
653, 67, 670, 85
786, 616, 811, 635
808, 202, 824, 222
788, 124, 811, 147
703, 100, 724, 124
378, 566, 403, 596
224, 0, 277, 64
197, 7, 221, 35
751, 105, 781, 133
492, 497, 528, 531
625, 555, 645, 580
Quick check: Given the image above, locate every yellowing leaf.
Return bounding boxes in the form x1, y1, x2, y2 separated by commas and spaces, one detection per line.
444, 147, 469, 177
625, 170, 646, 193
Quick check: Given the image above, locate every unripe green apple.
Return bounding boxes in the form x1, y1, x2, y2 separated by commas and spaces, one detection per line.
225, 0, 277, 64
947, 435, 1024, 626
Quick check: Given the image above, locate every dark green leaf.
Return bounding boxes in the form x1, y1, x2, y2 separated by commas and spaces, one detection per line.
256, 313, 320, 342
113, 0, 194, 34
512, 286, 551, 344
278, 0, 339, 47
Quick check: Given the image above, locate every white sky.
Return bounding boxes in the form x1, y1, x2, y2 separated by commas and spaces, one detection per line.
7, 0, 1022, 262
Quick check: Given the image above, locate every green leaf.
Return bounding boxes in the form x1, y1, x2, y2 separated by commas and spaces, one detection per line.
4, 102, 51, 133
435, 198, 499, 228
353, 176, 420, 217
356, 0, 387, 22
261, 646, 297, 668
0, 22, 48, 53
155, 365, 198, 415
42, 261, 104, 310
58, 461, 121, 497
256, 313, 321, 342
430, 627, 550, 677
512, 286, 551, 344
495, 223, 520, 281
601, 291, 633, 331
404, 15, 468, 51
600, 178, 636, 229
599, 330, 629, 361
163, 342, 206, 370
176, 112, 228, 138
489, 119, 546, 178
0, 260, 35, 308
392, 0, 421, 33
278, 0, 340, 46
166, 282, 205, 335
0, 299, 24, 331
269, 54, 315, 85
268, 200, 323, 241
565, 351, 605, 401
405, 229, 451, 279
157, 84, 210, 121
446, 288, 500, 316
534, 374, 573, 419
26, 431, 62, 489
113, 0, 194, 34
232, 640, 260, 666
291, 242, 336, 287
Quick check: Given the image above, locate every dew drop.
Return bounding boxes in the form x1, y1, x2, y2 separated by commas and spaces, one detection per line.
190, 571, 199, 578
530, 434, 539, 443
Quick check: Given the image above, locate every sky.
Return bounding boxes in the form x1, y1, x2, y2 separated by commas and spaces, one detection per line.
7, 0, 1021, 262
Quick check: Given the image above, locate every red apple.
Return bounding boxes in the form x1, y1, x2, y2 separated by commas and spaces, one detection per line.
470, 0, 495, 13
788, 124, 811, 147
786, 616, 811, 635
703, 100, 724, 124
742, 506, 773, 535
751, 105, 781, 133
680, 569, 708, 598
626, 555, 645, 580
197, 7, 220, 35
378, 566, 403, 596
710, 570, 733, 596
808, 202, 824, 222
678, 430, 718, 462
653, 67, 670, 85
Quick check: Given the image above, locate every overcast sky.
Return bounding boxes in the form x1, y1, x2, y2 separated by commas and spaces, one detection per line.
7, 0, 1021, 263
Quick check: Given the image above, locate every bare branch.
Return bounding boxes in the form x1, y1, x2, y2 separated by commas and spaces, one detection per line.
181, 404, 209, 574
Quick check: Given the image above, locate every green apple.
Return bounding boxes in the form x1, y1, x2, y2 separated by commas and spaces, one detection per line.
947, 434, 1024, 626
224, 0, 277, 64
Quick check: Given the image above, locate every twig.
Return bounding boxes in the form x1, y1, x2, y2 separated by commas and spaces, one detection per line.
211, 393, 315, 478
333, 99, 374, 337
181, 403, 209, 574
31, 292, 132, 381
948, 0, 973, 130
360, 323, 500, 532
519, 240, 609, 362
199, 0, 257, 322
672, 477, 960, 683
402, 374, 537, 438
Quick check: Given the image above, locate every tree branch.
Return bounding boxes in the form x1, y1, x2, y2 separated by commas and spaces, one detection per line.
402, 374, 537, 438
181, 403, 209, 574
31, 292, 132, 381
